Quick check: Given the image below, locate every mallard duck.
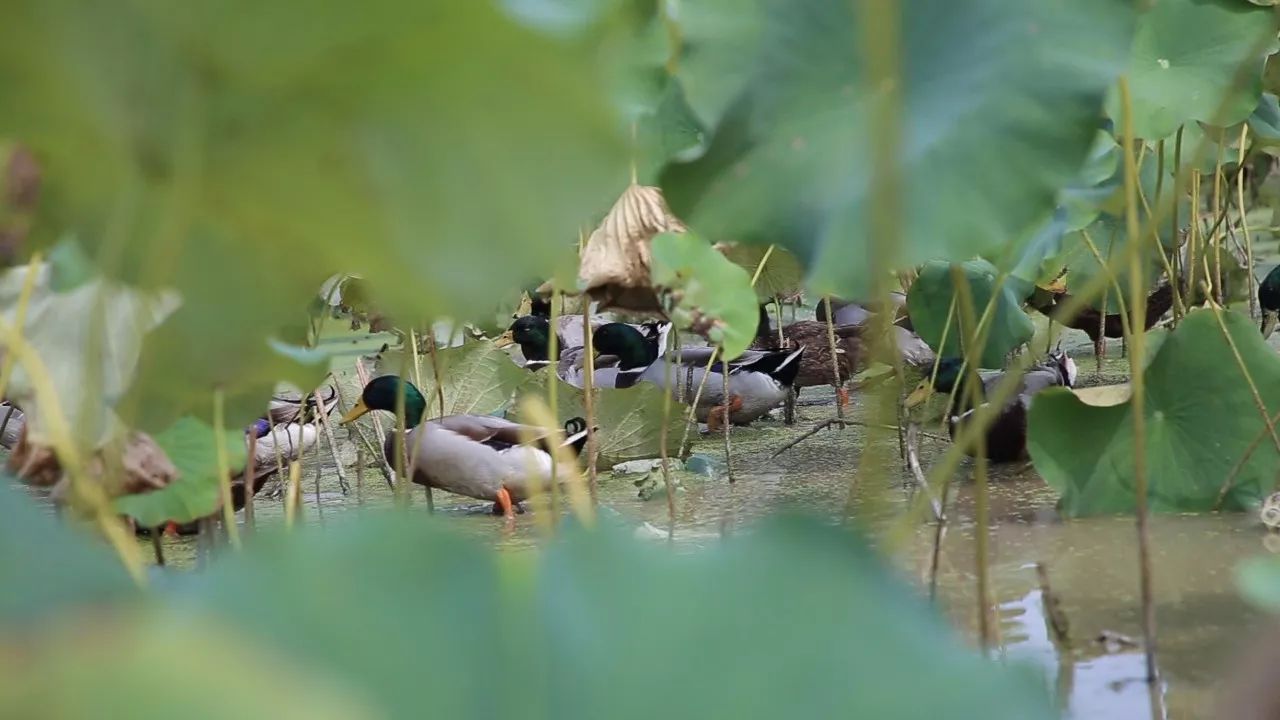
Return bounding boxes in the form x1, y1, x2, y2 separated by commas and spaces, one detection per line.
496, 313, 666, 371
341, 375, 588, 518
1030, 282, 1174, 364
904, 352, 1077, 463
750, 304, 865, 409
1259, 265, 1280, 338
591, 322, 803, 429
140, 386, 339, 536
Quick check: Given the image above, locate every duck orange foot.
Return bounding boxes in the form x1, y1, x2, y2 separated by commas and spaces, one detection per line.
706, 395, 745, 432
836, 387, 850, 408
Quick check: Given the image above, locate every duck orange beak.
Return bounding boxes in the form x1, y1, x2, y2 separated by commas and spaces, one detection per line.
494, 330, 516, 349
904, 382, 933, 410
340, 399, 370, 424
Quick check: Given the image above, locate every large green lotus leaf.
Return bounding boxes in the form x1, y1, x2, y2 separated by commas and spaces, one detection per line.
1106, 0, 1279, 140
660, 0, 1134, 298
1250, 93, 1280, 146
0, 482, 135, 625
1028, 308, 1280, 516
113, 416, 247, 528
514, 374, 691, 466
0, 611, 373, 719
718, 242, 804, 302
185, 514, 1052, 719
0, 1, 626, 428
634, 78, 707, 184
1058, 130, 1122, 232
378, 341, 528, 417
650, 232, 759, 358
906, 259, 1035, 367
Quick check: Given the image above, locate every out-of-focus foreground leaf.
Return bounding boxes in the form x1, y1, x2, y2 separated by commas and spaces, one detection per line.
0, 1, 627, 429
0, 494, 1054, 719
660, 0, 1136, 298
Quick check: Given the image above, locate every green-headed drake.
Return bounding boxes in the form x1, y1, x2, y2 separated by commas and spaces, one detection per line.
341, 375, 587, 518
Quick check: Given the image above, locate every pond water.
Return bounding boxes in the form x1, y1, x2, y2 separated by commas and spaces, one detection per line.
132, 328, 1277, 720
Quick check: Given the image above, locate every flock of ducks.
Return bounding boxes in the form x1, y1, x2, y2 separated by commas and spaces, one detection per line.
337, 296, 1081, 518
44, 267, 1269, 526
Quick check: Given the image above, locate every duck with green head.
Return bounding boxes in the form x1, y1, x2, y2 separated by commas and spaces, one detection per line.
590, 322, 803, 430
341, 375, 588, 518
904, 352, 1076, 463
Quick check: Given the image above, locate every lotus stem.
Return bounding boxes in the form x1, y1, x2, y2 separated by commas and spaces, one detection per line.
1238, 126, 1257, 318
722, 355, 733, 483
660, 322, 677, 538
1120, 76, 1158, 684
951, 263, 992, 652
822, 296, 846, 426
212, 388, 241, 550
243, 430, 257, 531
547, 288, 561, 522
581, 298, 599, 503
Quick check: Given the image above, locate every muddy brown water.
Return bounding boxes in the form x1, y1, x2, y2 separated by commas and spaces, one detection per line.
127, 324, 1280, 720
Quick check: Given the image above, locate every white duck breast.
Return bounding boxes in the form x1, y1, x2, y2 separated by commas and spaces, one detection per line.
252, 423, 319, 465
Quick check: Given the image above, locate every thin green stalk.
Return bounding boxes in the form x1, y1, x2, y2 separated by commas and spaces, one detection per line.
547, 290, 561, 523
1171, 126, 1184, 324
823, 296, 846, 425
1120, 76, 1158, 685
423, 331, 445, 512
852, 0, 903, 520
393, 346, 410, 507
660, 321, 677, 537
212, 388, 241, 550
951, 264, 992, 652
581, 298, 599, 503
1238, 126, 1257, 318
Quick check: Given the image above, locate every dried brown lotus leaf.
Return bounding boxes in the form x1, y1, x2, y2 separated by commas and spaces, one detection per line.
9, 425, 179, 502
577, 184, 686, 312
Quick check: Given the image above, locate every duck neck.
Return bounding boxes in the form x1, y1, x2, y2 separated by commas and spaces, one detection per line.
397, 384, 428, 428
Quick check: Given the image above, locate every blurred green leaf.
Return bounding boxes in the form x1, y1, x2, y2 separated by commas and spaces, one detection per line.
0, 0, 626, 429
0, 483, 135, 625
186, 514, 1053, 719
661, 0, 1135, 297
650, 232, 758, 358
906, 259, 1035, 367
0, 610, 374, 719
1107, 0, 1279, 139
1028, 309, 1280, 515
113, 416, 246, 528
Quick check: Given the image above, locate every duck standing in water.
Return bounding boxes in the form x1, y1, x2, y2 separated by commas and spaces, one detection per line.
590, 323, 803, 430
341, 375, 588, 518
904, 352, 1077, 463
750, 304, 865, 408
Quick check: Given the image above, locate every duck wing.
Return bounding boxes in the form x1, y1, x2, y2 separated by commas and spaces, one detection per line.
435, 414, 549, 452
